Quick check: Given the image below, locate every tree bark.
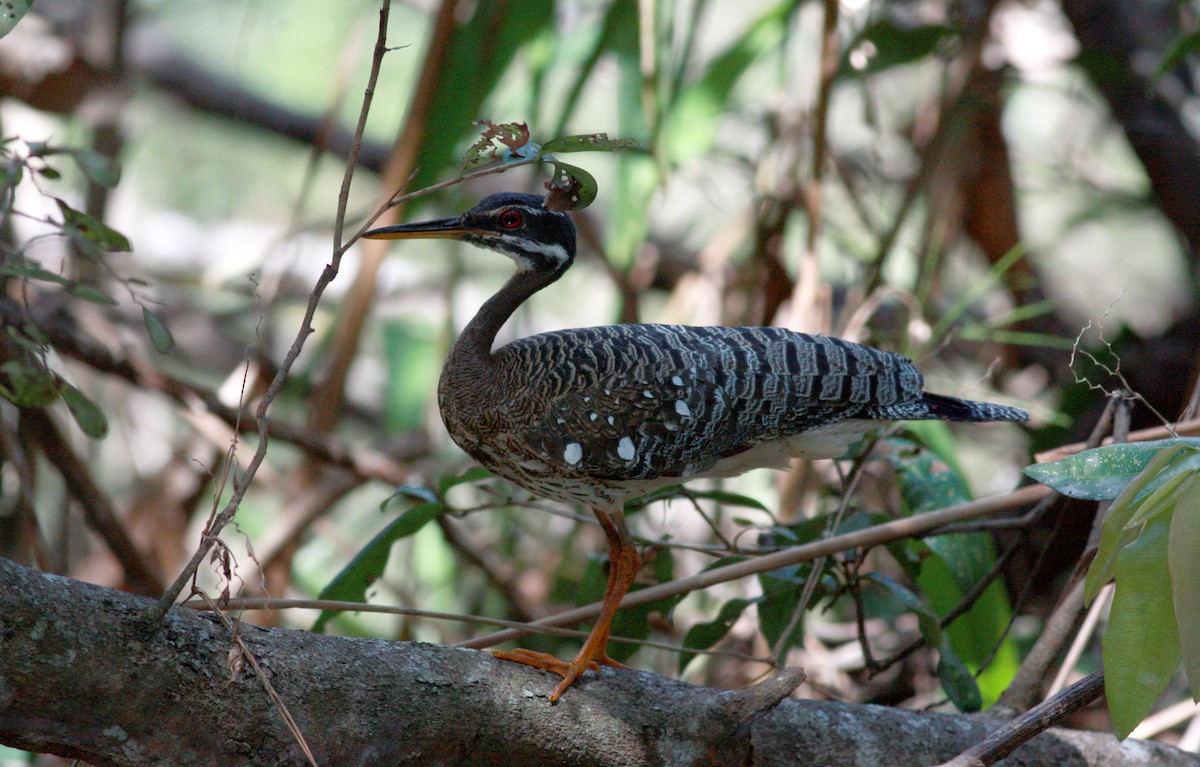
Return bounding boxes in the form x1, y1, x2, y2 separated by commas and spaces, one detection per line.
0, 558, 1195, 767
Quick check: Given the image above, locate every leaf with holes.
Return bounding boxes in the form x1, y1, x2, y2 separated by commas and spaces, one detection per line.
839, 20, 956, 78
541, 133, 641, 154
0, 0, 33, 38
544, 159, 597, 210
1084, 443, 1195, 603
463, 121, 533, 169
1026, 440, 1200, 501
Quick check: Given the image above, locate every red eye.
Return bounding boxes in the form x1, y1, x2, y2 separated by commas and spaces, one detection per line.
498, 209, 524, 229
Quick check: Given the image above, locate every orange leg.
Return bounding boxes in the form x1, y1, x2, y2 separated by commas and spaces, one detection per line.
492, 504, 641, 702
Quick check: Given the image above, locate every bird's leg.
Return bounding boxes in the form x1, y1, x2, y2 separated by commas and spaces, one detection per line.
492, 504, 641, 702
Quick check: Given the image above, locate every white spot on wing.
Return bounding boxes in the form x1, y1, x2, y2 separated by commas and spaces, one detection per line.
617, 436, 636, 461
671, 375, 684, 386
564, 443, 583, 465
675, 400, 691, 417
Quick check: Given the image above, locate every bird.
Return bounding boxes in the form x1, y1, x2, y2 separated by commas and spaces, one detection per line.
364, 191, 1027, 701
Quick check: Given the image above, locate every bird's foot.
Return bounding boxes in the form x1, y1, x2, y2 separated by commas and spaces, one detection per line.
491, 647, 624, 701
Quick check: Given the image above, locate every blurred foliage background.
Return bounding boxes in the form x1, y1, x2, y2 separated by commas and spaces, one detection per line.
2, 0, 1200, 758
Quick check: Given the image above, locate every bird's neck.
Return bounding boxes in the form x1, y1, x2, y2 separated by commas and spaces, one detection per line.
451, 269, 560, 362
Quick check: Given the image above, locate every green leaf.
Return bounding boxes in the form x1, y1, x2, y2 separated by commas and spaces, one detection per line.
840, 20, 956, 77
410, 0, 554, 194
545, 159, 597, 210
1168, 476, 1200, 699
59, 382, 108, 439
312, 500, 445, 632
577, 546, 682, 664
875, 436, 971, 515
679, 597, 756, 673
382, 319, 437, 431
550, 0, 639, 138
1, 260, 74, 285
1123, 468, 1192, 530
880, 436, 1016, 702
685, 489, 770, 513
936, 642, 983, 713
757, 561, 830, 656
55, 198, 132, 252
1084, 444, 1193, 603
68, 283, 118, 306
0, 361, 60, 407
142, 307, 175, 354
0, 260, 117, 305
867, 572, 940, 647
68, 149, 121, 188
1154, 28, 1200, 82
438, 465, 492, 496
541, 133, 641, 154
664, 2, 791, 162
388, 485, 438, 507
1026, 440, 1200, 501
0, 0, 32, 38
1104, 515, 1180, 739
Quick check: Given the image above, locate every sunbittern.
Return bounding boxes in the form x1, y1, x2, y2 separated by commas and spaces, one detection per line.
364, 191, 1027, 701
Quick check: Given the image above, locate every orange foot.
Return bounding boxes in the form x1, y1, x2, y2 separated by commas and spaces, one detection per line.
492, 647, 626, 702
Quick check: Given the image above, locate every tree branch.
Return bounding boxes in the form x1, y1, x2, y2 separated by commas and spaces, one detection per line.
1, 558, 1195, 767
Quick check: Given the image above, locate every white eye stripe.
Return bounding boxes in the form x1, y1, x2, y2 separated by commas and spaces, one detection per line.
519, 240, 569, 263
498, 238, 569, 270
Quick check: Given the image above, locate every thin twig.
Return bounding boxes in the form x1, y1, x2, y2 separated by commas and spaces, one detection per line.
435, 515, 540, 624
770, 457, 868, 663
181, 596, 770, 664
0, 299, 430, 485
456, 484, 1050, 650
995, 395, 1124, 711
198, 595, 319, 767
1048, 583, 1111, 696
0, 404, 51, 570
868, 524, 1025, 675
144, 0, 396, 624
785, 0, 839, 334
936, 671, 1105, 767
1033, 416, 1200, 463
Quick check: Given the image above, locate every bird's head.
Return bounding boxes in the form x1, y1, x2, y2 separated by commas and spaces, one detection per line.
363, 192, 576, 276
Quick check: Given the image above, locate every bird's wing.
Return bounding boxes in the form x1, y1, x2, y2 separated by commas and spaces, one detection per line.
496, 324, 926, 481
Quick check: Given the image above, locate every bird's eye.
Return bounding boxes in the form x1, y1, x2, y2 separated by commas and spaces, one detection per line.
498, 209, 524, 229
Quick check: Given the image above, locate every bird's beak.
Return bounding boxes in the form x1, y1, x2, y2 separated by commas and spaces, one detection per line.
363, 215, 490, 241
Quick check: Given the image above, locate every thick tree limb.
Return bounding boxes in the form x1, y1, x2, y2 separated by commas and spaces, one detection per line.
0, 558, 1196, 767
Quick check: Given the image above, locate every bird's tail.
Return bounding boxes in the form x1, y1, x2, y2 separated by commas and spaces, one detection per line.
871, 393, 1028, 424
